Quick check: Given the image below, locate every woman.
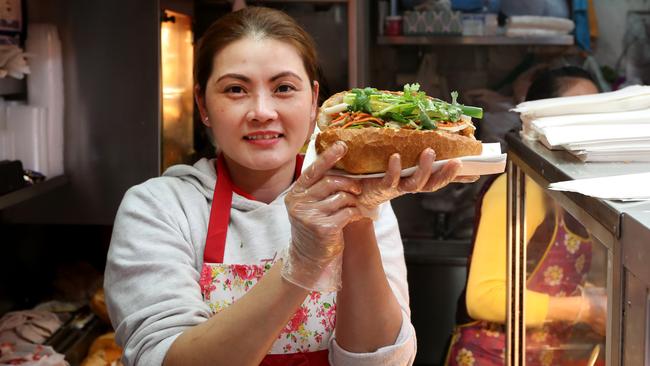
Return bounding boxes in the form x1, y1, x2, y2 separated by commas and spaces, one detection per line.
446, 66, 606, 366
105, 7, 464, 366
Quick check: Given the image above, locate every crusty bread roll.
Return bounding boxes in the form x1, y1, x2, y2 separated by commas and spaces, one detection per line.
81, 332, 123, 366
89, 288, 110, 324
316, 127, 482, 174
316, 89, 482, 174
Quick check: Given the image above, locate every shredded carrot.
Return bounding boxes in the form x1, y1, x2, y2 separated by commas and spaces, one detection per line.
330, 113, 349, 124
352, 117, 383, 124
354, 112, 372, 119
330, 111, 388, 129
340, 118, 382, 129
340, 120, 358, 129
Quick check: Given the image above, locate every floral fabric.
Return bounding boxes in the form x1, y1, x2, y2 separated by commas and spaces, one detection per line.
527, 217, 592, 297
447, 214, 595, 366
446, 321, 585, 366
199, 260, 336, 354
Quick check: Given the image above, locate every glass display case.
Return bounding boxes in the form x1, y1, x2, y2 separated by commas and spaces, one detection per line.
505, 133, 650, 366
161, 9, 194, 171
620, 210, 650, 366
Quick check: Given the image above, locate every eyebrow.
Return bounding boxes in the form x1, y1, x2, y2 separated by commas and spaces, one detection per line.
216, 73, 251, 83
215, 71, 303, 84
270, 71, 303, 82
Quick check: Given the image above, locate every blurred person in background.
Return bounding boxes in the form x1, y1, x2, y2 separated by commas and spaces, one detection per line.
445, 66, 606, 366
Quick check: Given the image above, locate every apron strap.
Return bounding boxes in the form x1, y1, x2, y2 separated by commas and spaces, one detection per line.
204, 154, 233, 263
203, 154, 305, 264
294, 154, 304, 180
260, 350, 329, 366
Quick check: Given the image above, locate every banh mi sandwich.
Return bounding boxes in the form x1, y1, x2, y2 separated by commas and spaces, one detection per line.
316, 83, 483, 174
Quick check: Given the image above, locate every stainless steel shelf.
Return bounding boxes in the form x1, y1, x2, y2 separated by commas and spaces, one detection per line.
377, 35, 574, 46
0, 175, 68, 210
506, 133, 650, 238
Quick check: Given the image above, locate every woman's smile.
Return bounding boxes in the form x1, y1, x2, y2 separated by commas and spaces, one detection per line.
243, 130, 285, 147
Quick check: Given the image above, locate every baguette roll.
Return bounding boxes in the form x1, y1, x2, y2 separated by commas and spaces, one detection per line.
316, 127, 482, 174
316, 88, 483, 174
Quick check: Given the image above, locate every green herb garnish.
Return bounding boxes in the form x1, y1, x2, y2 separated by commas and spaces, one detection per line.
341, 83, 483, 130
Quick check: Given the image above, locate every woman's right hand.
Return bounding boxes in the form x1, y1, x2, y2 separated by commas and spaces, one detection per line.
283, 141, 364, 291
355, 148, 470, 209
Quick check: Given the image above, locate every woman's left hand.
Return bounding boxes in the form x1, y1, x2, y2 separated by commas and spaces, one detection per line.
357, 148, 477, 208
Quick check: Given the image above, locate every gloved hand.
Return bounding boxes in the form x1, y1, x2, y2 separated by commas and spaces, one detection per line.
356, 148, 477, 209
283, 141, 363, 291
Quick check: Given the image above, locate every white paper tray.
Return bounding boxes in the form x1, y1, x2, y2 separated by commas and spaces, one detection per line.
303, 136, 507, 179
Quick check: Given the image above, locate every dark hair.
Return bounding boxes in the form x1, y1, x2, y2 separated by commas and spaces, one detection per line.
194, 7, 319, 97
525, 66, 597, 101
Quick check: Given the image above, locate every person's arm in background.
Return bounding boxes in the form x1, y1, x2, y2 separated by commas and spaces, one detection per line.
465, 174, 604, 328
465, 174, 550, 325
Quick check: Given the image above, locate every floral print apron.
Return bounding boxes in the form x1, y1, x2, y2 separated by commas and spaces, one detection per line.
197, 155, 335, 365
446, 211, 598, 366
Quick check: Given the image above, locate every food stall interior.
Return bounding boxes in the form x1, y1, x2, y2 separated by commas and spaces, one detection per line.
1, 0, 649, 365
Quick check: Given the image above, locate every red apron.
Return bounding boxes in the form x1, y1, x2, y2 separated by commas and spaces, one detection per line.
199, 154, 333, 366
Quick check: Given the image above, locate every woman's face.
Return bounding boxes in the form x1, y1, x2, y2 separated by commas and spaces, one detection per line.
199, 37, 318, 172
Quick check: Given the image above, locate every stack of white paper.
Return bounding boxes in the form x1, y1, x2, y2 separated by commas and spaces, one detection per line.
548, 172, 650, 201
513, 85, 650, 162
505, 16, 574, 37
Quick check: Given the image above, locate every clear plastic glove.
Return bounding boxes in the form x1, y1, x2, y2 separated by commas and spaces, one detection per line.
357, 148, 478, 209
577, 286, 607, 336
283, 141, 363, 292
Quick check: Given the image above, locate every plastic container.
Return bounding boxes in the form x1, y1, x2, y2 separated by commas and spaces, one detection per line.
385, 15, 403, 36
0, 130, 14, 160
26, 23, 64, 177
462, 13, 498, 36
7, 104, 49, 174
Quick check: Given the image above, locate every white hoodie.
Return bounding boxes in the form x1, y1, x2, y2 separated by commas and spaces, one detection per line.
105, 158, 416, 366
